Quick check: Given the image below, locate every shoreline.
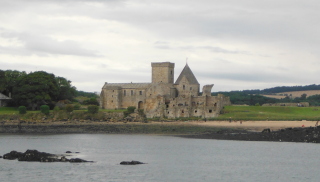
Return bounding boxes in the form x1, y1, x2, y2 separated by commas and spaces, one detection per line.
1, 120, 319, 143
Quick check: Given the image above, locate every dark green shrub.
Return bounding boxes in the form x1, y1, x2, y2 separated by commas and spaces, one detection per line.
127, 106, 136, 113
53, 106, 60, 113
83, 97, 99, 106
124, 106, 136, 117
74, 104, 81, 110
65, 104, 74, 112
87, 105, 99, 114
18, 106, 27, 114
40, 105, 50, 115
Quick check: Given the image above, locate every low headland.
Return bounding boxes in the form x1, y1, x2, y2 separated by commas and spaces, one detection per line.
1, 105, 320, 143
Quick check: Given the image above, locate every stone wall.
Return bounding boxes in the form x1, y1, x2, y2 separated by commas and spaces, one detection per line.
151, 62, 175, 84
262, 102, 309, 107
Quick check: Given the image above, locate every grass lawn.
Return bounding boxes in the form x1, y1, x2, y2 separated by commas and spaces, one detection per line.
215, 105, 320, 121
0, 107, 18, 114
0, 107, 126, 114
1, 106, 320, 121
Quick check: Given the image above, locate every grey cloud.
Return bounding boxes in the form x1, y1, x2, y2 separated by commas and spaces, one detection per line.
0, 30, 101, 57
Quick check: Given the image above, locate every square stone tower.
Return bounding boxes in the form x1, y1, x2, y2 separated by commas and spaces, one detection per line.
151, 62, 175, 84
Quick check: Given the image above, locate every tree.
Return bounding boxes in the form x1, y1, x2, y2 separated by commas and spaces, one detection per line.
300, 93, 307, 100
3, 70, 27, 96
55, 77, 76, 101
0, 70, 6, 93
13, 71, 59, 110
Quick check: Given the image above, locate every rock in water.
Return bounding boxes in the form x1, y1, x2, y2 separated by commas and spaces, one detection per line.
69, 158, 93, 163
2, 150, 93, 163
120, 160, 145, 165
3, 150, 23, 160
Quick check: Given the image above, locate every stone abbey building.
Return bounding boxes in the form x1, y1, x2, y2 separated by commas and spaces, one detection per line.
100, 62, 230, 118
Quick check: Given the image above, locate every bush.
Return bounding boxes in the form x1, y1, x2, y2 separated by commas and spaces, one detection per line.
18, 106, 27, 114
83, 97, 99, 106
40, 105, 50, 115
127, 106, 136, 113
87, 105, 99, 114
124, 106, 136, 117
65, 104, 74, 112
53, 106, 60, 113
74, 104, 81, 110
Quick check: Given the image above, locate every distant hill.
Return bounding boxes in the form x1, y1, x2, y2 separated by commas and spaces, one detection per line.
238, 84, 320, 95
213, 84, 320, 106
261, 90, 320, 99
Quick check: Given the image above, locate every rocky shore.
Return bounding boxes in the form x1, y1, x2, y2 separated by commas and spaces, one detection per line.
1, 120, 319, 143
182, 126, 320, 143
0, 121, 220, 134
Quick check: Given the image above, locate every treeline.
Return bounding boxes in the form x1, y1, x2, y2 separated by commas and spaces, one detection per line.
238, 84, 320, 95
0, 70, 98, 110
213, 91, 278, 106
214, 84, 320, 106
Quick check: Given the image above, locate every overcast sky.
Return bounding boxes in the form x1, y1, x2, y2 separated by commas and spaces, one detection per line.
1, 0, 319, 93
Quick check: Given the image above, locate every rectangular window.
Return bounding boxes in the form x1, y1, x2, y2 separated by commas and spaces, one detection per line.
124, 90, 126, 96
139, 91, 142, 95
131, 90, 133, 96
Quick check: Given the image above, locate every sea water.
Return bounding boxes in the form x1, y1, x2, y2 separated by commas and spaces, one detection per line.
0, 134, 319, 182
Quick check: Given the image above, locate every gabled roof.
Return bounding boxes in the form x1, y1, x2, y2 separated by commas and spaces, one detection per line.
0, 93, 11, 100
103, 83, 151, 89
175, 64, 199, 85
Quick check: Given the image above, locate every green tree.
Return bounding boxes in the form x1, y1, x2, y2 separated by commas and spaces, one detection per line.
13, 71, 59, 110
3, 70, 27, 96
0, 70, 6, 93
83, 97, 99, 105
55, 76, 76, 101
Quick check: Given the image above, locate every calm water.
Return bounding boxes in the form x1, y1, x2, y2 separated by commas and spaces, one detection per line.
0, 134, 319, 182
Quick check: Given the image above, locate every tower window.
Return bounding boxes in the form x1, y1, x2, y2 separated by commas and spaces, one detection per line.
124, 90, 126, 96
183, 85, 185, 90
131, 90, 133, 96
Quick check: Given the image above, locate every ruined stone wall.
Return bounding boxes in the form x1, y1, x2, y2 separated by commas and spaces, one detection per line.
202, 85, 213, 96
262, 102, 309, 107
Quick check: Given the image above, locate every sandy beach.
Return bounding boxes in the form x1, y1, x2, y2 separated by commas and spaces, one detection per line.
187, 120, 318, 131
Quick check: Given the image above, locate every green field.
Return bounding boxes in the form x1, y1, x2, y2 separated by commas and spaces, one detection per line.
215, 106, 320, 121
1, 106, 320, 121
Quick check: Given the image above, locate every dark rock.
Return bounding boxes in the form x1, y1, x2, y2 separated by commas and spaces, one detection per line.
262, 128, 271, 133
69, 158, 93, 163
2, 150, 93, 163
65, 151, 72, 153
0, 155, 2, 158
3, 150, 23, 160
18, 149, 55, 162
120, 160, 145, 165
